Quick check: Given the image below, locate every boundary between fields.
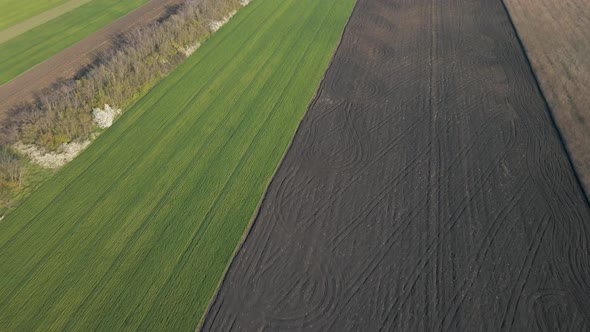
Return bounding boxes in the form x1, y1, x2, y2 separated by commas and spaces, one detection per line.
0, 0, 93, 44
499, 0, 590, 205
194, 0, 362, 329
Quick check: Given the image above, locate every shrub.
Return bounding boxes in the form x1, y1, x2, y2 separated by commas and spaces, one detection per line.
0, 0, 243, 211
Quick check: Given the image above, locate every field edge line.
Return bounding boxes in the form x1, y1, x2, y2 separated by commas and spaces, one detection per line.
499, 0, 590, 205
194, 0, 361, 329
0, 0, 93, 44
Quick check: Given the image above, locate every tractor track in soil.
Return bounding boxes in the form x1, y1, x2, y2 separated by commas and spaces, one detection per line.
201, 0, 590, 330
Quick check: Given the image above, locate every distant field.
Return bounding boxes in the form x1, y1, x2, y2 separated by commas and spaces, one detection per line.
504, 0, 590, 195
0, 0, 70, 30
0, 0, 149, 85
0, 0, 94, 44
0, 0, 355, 330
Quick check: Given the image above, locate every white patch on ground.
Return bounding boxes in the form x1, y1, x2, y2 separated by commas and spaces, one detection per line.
14, 140, 91, 169
208, 0, 251, 32
10, 3, 255, 173
209, 10, 237, 32
92, 104, 121, 129
181, 42, 201, 57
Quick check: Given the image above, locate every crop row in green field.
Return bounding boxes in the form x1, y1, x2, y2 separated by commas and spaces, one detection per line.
0, 0, 149, 85
0, 0, 70, 30
0, 0, 356, 329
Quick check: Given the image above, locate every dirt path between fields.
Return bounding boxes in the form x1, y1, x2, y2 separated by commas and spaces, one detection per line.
201, 0, 590, 330
0, 0, 184, 121
0, 0, 93, 44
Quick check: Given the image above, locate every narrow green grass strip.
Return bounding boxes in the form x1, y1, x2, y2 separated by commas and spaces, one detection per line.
0, 0, 94, 44
0, 0, 70, 30
0, 0, 356, 329
0, 0, 149, 85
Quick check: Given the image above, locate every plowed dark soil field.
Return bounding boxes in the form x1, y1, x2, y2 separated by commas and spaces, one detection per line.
201, 0, 590, 330
504, 0, 590, 196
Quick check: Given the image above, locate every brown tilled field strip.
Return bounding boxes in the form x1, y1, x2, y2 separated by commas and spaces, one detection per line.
0, 0, 184, 118
201, 0, 590, 330
504, 0, 590, 196
0, 0, 92, 44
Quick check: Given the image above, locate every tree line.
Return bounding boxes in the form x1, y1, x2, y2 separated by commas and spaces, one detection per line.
0, 0, 242, 211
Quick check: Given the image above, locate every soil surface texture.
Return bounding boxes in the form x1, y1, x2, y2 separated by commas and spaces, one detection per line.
504, 0, 590, 197
201, 0, 590, 330
0, 0, 183, 119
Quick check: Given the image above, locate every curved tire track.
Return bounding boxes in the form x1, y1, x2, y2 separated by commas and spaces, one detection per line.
201, 0, 590, 330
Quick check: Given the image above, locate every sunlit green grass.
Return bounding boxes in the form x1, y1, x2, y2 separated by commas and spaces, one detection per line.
0, 0, 356, 330
0, 0, 70, 30
0, 0, 149, 85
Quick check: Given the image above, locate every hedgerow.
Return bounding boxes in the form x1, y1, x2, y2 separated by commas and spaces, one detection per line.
0, 0, 242, 211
